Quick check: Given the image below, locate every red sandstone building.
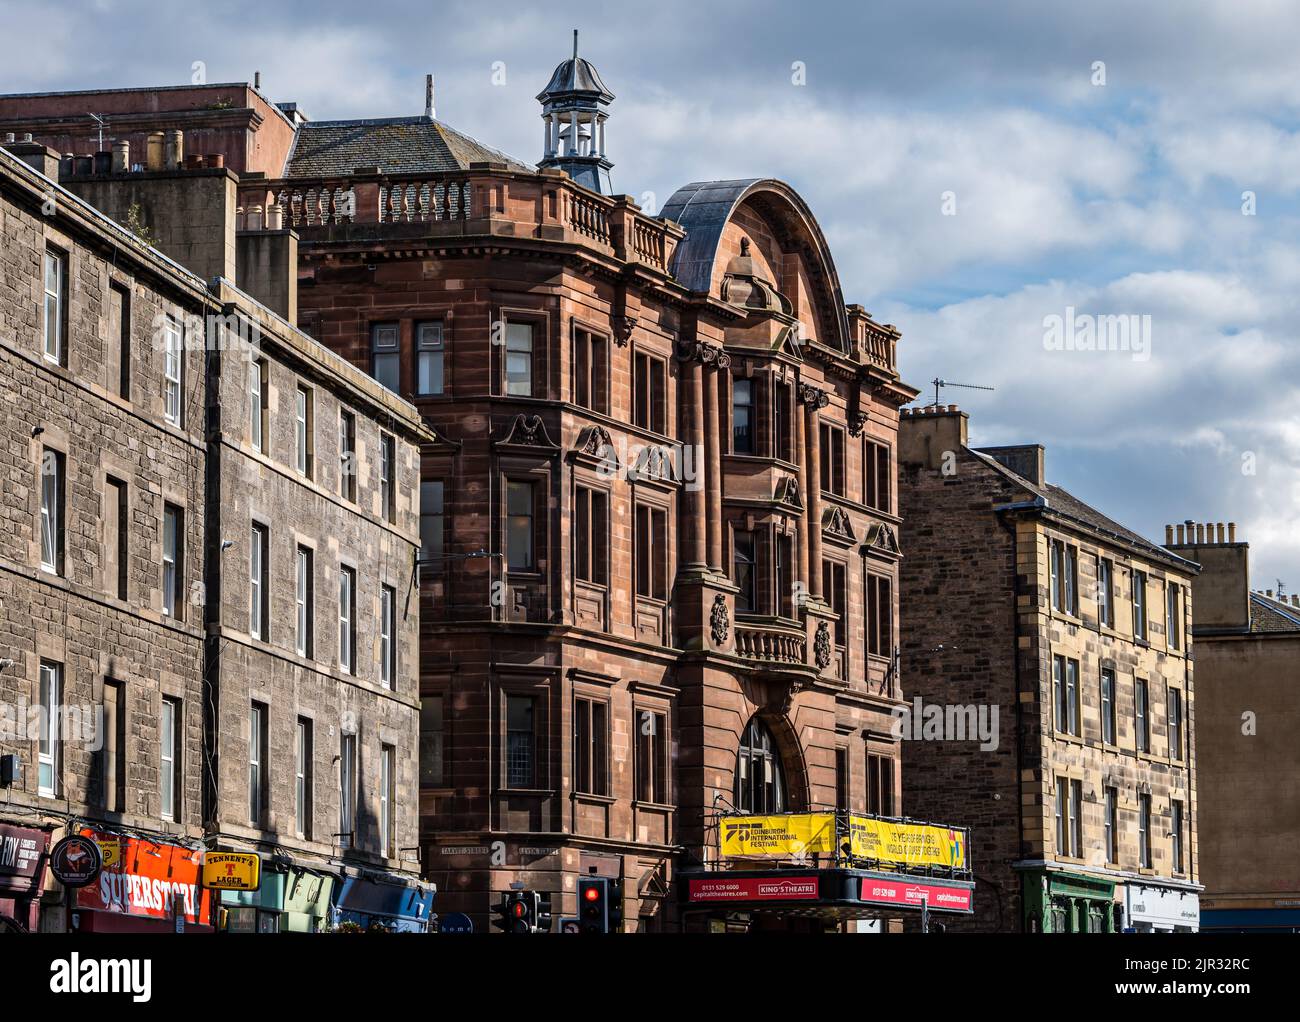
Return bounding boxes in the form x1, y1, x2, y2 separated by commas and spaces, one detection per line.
0, 42, 949, 931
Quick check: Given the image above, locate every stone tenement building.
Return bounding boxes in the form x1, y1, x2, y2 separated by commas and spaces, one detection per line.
1165, 523, 1300, 932
0, 136, 432, 933
898, 405, 1200, 933
0, 44, 922, 931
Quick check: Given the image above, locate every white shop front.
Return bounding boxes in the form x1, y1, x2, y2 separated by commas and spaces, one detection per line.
1124, 882, 1200, 933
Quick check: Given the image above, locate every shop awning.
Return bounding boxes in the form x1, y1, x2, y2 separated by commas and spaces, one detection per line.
332, 871, 435, 933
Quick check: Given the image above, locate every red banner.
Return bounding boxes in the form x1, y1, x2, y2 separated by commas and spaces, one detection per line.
76, 829, 211, 924
860, 877, 972, 912
688, 876, 820, 902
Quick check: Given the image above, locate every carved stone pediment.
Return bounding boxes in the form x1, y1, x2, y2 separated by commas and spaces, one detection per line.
775, 475, 803, 511
571, 424, 618, 470
862, 521, 901, 559
822, 505, 857, 544
495, 413, 559, 452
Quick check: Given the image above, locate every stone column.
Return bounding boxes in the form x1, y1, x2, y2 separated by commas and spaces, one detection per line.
703, 346, 728, 572
680, 347, 708, 571
795, 399, 809, 593
801, 383, 828, 600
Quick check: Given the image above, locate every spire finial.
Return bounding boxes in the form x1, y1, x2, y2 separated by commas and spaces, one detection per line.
573, 29, 579, 60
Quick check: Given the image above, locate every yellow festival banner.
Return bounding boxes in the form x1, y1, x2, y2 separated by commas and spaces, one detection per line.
848, 816, 967, 870
719, 814, 838, 857
719, 813, 967, 870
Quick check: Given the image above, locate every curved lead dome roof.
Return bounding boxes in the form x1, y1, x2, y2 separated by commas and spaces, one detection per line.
537, 57, 615, 103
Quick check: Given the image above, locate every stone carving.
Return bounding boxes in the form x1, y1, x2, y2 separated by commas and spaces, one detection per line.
814, 621, 832, 670
798, 382, 830, 409
822, 505, 857, 542
847, 410, 869, 437
612, 314, 637, 347
497, 413, 558, 450
710, 594, 730, 646
675, 340, 732, 369
775, 475, 803, 510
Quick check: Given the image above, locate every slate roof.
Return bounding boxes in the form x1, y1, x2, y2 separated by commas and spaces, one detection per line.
970, 448, 1195, 570
1249, 592, 1300, 633
660, 179, 764, 293
283, 116, 532, 178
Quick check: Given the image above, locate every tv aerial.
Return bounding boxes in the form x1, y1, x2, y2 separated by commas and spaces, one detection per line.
931, 377, 995, 405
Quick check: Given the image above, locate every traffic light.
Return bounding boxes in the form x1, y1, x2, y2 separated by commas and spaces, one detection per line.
492, 890, 552, 933
492, 891, 532, 933
577, 877, 622, 933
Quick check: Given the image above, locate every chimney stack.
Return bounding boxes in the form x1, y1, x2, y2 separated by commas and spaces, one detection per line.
425, 74, 436, 119
254, 70, 262, 90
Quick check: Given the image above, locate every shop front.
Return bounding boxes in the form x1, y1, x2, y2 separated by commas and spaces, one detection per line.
1124, 882, 1199, 933
74, 828, 213, 934
221, 865, 335, 933
1021, 868, 1120, 933
330, 869, 435, 932
0, 822, 50, 932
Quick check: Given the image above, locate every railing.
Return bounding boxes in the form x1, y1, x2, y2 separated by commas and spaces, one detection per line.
862, 330, 896, 371
632, 218, 666, 266
566, 189, 609, 245
735, 620, 807, 665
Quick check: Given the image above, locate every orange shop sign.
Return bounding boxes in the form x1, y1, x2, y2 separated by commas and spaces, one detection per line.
75, 829, 210, 924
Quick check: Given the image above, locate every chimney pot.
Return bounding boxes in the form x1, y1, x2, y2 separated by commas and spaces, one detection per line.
111, 139, 130, 174
1216, 522, 1225, 543
164, 129, 183, 171
21, 132, 32, 143
146, 131, 165, 172
1176, 524, 1186, 544
3, 133, 13, 144
1195, 524, 1205, 543
1228, 522, 1237, 542
1165, 525, 1174, 544
254, 70, 262, 90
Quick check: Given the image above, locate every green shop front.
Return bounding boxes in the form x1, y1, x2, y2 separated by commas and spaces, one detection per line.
1021, 868, 1121, 933
220, 865, 335, 933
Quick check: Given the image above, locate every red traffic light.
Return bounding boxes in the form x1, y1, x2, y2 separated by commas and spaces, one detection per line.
511, 900, 526, 918
583, 886, 601, 902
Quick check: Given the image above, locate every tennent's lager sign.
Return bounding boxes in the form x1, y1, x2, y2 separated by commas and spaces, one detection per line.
201, 851, 261, 891
848, 816, 967, 870
719, 814, 837, 857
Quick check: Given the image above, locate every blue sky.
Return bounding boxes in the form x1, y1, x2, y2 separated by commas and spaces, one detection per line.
6, 0, 1299, 589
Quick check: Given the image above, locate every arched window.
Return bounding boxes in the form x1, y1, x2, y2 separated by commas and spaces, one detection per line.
735, 717, 787, 814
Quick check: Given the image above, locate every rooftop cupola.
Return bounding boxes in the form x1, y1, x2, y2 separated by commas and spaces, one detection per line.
537, 29, 615, 194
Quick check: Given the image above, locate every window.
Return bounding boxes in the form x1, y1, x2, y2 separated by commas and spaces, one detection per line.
505, 480, 535, 571
820, 422, 846, 495
109, 281, 130, 399
1055, 777, 1082, 857
1139, 794, 1152, 868
735, 717, 786, 814
338, 411, 356, 502
573, 325, 607, 412
39, 447, 64, 574
295, 385, 313, 477
1166, 582, 1181, 650
774, 382, 793, 463
37, 661, 61, 797
822, 560, 847, 647
1098, 557, 1114, 628
775, 532, 794, 619
1101, 667, 1116, 745
733, 530, 757, 613
250, 522, 269, 641
504, 321, 534, 396
1053, 655, 1080, 736
505, 694, 536, 788
296, 545, 313, 657
573, 697, 609, 796
420, 480, 445, 577
296, 717, 313, 839
380, 744, 395, 858
105, 477, 128, 600
835, 747, 849, 810
635, 504, 668, 600
250, 357, 269, 453
371, 322, 400, 392
249, 702, 267, 826
1132, 570, 1148, 639
574, 486, 608, 586
635, 709, 668, 804
1104, 787, 1118, 863
339, 732, 356, 849
420, 696, 445, 787
100, 680, 126, 812
1050, 540, 1078, 615
633, 352, 666, 434
1135, 678, 1150, 753
160, 697, 180, 822
162, 503, 183, 619
163, 316, 183, 426
1168, 687, 1183, 761
380, 584, 397, 689
378, 433, 397, 523
732, 378, 755, 454
43, 247, 66, 365
867, 753, 895, 816
865, 440, 891, 513
338, 566, 356, 674
866, 574, 892, 658
416, 321, 444, 396
1171, 799, 1184, 873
